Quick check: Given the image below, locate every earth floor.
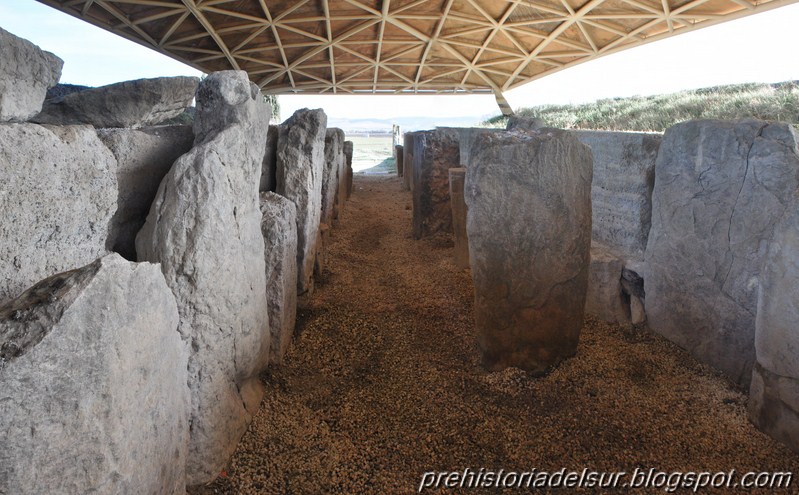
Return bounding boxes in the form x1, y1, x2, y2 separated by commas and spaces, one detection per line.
193, 174, 799, 494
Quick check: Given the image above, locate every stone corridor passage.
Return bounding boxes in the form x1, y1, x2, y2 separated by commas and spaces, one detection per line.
196, 175, 799, 495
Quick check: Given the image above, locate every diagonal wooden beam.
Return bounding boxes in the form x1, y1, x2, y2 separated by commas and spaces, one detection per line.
414, 0, 455, 86
181, 0, 240, 70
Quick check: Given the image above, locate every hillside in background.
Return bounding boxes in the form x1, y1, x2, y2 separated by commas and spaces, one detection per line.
485, 81, 799, 132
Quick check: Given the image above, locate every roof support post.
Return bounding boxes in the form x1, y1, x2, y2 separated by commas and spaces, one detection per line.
494, 89, 514, 116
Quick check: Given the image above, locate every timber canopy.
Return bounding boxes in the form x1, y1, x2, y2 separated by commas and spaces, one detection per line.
38, 0, 797, 96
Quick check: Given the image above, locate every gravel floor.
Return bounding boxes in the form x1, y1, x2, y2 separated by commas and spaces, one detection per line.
193, 175, 799, 494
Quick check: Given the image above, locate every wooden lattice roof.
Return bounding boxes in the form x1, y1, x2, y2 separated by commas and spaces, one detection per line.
37, 0, 797, 96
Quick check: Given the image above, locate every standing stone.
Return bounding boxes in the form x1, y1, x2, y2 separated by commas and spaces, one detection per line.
344, 140, 354, 199
0, 254, 189, 495
412, 128, 460, 239
33, 76, 198, 128
277, 108, 327, 300
0, 123, 116, 304
260, 192, 298, 364
449, 127, 503, 169
585, 243, 629, 324
402, 132, 414, 191
749, 180, 799, 450
98, 125, 195, 260
466, 129, 593, 373
574, 130, 661, 261
448, 167, 469, 269
0, 27, 63, 122
322, 128, 344, 226
136, 71, 271, 484
336, 134, 348, 223
259, 125, 279, 192
395, 145, 404, 177
645, 120, 799, 387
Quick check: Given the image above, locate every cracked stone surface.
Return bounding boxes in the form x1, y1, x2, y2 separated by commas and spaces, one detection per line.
574, 130, 661, 262
0, 123, 116, 304
0, 27, 63, 122
136, 71, 271, 485
0, 254, 188, 495
276, 109, 327, 298
465, 129, 593, 373
645, 120, 799, 388
412, 128, 460, 239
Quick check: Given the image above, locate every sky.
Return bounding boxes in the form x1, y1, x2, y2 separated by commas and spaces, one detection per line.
3, 0, 799, 126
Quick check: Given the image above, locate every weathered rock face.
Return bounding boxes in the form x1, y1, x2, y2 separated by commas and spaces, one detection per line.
322, 128, 345, 226
260, 192, 299, 364
259, 125, 279, 192
574, 130, 661, 261
645, 120, 799, 388
506, 115, 546, 131
136, 70, 271, 484
344, 140, 354, 199
465, 129, 593, 373
0, 27, 63, 122
412, 128, 460, 239
98, 125, 195, 260
448, 167, 469, 269
276, 108, 327, 298
0, 254, 188, 495
33, 76, 198, 128
402, 132, 414, 191
749, 196, 799, 451
335, 135, 348, 223
0, 123, 117, 304
395, 145, 404, 177
586, 242, 629, 324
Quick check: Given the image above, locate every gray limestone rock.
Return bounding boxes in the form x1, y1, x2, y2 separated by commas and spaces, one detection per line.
33, 76, 198, 128
506, 115, 546, 132
0, 27, 63, 122
448, 167, 469, 269
0, 123, 117, 304
574, 130, 661, 261
344, 140, 354, 199
276, 108, 328, 298
260, 125, 279, 192
0, 254, 188, 495
749, 195, 799, 451
136, 70, 271, 484
645, 120, 799, 388
98, 125, 194, 260
586, 243, 629, 324
412, 128, 460, 239
260, 192, 299, 364
402, 132, 415, 191
466, 129, 593, 373
322, 128, 345, 226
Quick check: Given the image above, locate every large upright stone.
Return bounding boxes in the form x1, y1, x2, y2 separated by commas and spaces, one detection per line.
0, 27, 63, 122
259, 125, 279, 192
466, 129, 593, 373
260, 192, 299, 364
0, 254, 188, 495
344, 140, 354, 199
645, 120, 799, 387
586, 242, 629, 324
136, 71, 271, 484
0, 123, 116, 304
276, 108, 327, 299
33, 76, 198, 128
402, 132, 414, 191
448, 167, 469, 269
322, 128, 345, 226
98, 125, 195, 260
574, 130, 661, 261
395, 145, 404, 177
749, 149, 799, 451
412, 128, 460, 239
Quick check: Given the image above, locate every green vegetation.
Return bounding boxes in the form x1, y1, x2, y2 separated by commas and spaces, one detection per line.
484, 81, 799, 132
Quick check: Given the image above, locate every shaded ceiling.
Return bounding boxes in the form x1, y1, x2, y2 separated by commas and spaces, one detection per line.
36, 0, 797, 95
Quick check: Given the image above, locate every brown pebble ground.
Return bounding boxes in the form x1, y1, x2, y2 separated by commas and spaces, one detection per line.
194, 174, 799, 495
